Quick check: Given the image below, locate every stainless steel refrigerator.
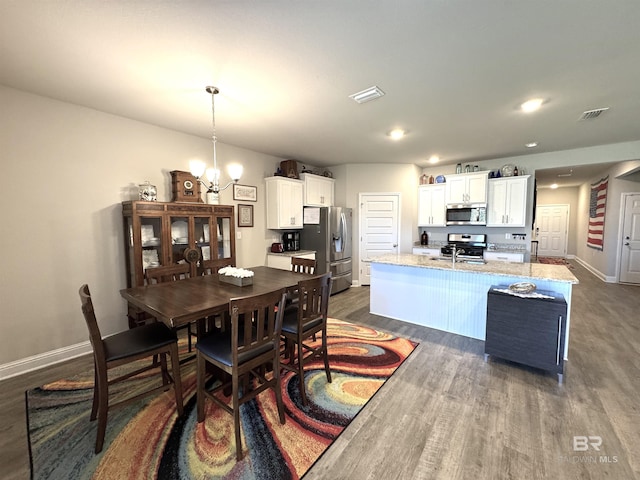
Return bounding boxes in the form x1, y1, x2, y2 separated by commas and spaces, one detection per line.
301, 206, 352, 294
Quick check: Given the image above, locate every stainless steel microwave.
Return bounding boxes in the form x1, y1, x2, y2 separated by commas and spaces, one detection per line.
446, 203, 487, 225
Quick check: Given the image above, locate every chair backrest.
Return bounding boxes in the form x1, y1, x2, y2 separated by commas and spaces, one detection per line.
229, 289, 286, 366
79, 284, 106, 363
291, 257, 317, 274
295, 273, 332, 329
145, 263, 191, 284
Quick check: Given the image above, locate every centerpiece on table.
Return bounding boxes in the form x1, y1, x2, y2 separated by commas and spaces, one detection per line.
218, 266, 254, 286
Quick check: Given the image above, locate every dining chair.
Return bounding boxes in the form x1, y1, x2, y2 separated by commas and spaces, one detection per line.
79, 284, 183, 453
280, 273, 332, 406
145, 263, 198, 351
291, 256, 316, 274
196, 288, 287, 460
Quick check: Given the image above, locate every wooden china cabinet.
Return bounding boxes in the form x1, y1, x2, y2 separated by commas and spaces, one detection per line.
122, 201, 236, 326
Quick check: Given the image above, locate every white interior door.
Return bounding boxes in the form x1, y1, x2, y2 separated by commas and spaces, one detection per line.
359, 193, 400, 286
619, 194, 640, 284
535, 204, 569, 257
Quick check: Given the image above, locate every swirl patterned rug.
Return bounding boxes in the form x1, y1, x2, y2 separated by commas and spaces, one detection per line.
26, 318, 417, 480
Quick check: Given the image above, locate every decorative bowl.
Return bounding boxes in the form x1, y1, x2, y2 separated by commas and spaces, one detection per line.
508, 282, 536, 294
435, 175, 446, 183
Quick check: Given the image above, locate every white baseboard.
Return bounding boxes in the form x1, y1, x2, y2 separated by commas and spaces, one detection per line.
574, 257, 617, 283
0, 341, 92, 381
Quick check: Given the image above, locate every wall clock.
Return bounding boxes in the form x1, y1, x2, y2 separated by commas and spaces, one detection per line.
170, 170, 202, 203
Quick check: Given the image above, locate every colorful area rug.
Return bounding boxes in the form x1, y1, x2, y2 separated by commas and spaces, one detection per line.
537, 257, 574, 269
26, 318, 417, 479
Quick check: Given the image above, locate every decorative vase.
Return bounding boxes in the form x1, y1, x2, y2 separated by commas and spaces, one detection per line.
206, 190, 219, 205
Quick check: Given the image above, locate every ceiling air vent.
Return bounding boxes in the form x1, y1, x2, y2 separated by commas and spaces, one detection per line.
579, 107, 609, 121
349, 86, 385, 104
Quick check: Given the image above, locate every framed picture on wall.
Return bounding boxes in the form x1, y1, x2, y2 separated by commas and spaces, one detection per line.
233, 184, 257, 202
238, 204, 254, 227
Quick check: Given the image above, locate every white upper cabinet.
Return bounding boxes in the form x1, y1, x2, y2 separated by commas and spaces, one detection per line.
265, 177, 304, 229
418, 184, 446, 226
445, 172, 488, 204
301, 173, 335, 206
486, 175, 529, 227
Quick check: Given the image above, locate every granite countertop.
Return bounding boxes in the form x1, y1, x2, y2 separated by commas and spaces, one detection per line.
267, 250, 315, 257
367, 253, 579, 284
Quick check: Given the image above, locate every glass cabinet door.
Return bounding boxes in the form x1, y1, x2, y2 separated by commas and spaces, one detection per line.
139, 215, 163, 270
217, 217, 232, 260
169, 216, 189, 264
194, 216, 212, 263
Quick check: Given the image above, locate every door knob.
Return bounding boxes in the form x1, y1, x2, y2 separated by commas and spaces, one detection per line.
625, 242, 630, 246
393, 244, 398, 248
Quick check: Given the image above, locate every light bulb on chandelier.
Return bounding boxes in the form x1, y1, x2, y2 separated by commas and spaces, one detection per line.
189, 86, 243, 204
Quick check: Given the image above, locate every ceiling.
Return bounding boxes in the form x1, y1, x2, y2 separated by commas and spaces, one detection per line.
2, 1, 640, 188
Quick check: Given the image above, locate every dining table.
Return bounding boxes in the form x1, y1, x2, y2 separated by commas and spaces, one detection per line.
120, 266, 317, 330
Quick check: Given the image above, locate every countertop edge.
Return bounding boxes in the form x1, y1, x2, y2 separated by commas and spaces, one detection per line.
367, 253, 578, 284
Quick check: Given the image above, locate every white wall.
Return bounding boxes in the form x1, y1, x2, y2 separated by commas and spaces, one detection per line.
339, 163, 421, 284
0, 85, 283, 368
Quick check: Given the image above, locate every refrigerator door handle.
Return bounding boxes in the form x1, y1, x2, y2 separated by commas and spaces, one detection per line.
341, 212, 348, 253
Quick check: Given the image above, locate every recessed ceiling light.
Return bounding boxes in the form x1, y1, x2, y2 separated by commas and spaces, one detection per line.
429, 155, 439, 164
521, 98, 544, 113
550, 183, 559, 189
389, 129, 405, 140
349, 86, 385, 104
525, 142, 538, 148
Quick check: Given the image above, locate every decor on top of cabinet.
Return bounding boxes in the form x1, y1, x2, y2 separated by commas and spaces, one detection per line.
500, 164, 516, 177
170, 170, 202, 203
188, 86, 243, 205
280, 159, 299, 179
435, 175, 446, 183
138, 181, 157, 201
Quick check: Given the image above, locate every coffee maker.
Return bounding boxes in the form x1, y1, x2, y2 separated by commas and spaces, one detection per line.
282, 231, 300, 251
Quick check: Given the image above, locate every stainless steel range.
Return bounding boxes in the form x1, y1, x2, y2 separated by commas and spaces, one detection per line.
440, 233, 487, 259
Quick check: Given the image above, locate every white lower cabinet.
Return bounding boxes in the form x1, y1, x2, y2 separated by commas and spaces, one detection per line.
266, 252, 316, 270
412, 247, 441, 256
484, 251, 524, 263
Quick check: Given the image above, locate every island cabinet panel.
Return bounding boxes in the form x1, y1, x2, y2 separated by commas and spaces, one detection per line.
368, 253, 576, 359
485, 287, 567, 380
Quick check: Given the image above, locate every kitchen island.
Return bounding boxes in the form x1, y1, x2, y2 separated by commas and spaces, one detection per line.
368, 253, 578, 359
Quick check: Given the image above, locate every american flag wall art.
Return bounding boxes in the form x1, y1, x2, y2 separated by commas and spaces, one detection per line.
587, 176, 608, 250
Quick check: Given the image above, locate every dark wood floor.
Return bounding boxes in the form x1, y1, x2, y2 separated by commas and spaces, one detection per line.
2, 261, 639, 479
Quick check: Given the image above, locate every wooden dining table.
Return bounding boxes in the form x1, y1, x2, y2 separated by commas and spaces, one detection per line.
120, 266, 316, 330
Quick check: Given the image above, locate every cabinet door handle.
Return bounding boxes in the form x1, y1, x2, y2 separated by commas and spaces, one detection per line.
556, 316, 563, 365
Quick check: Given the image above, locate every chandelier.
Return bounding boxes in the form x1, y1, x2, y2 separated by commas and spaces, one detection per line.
189, 86, 243, 204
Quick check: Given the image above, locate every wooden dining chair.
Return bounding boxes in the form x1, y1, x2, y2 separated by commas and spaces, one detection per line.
79, 284, 183, 453
145, 263, 198, 351
291, 256, 316, 274
280, 273, 332, 406
289, 256, 319, 340
196, 288, 287, 460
